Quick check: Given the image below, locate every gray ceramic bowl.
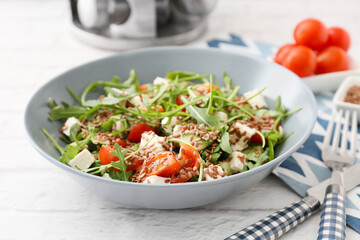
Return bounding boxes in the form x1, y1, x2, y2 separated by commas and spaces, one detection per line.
25, 47, 317, 209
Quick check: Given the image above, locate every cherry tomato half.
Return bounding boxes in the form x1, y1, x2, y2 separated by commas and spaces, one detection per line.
195, 83, 216, 95
139, 85, 148, 91
281, 45, 317, 77
127, 123, 156, 143
316, 46, 350, 74
139, 105, 165, 112
115, 138, 127, 148
178, 144, 201, 170
294, 18, 328, 50
99, 145, 118, 165
176, 95, 184, 105
250, 133, 263, 144
176, 95, 186, 112
126, 156, 144, 171
142, 152, 180, 177
325, 27, 351, 51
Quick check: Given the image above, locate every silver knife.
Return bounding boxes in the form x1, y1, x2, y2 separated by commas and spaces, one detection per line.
225, 163, 360, 240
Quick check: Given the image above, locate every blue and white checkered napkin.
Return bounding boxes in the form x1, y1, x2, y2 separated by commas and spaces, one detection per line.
206, 34, 360, 233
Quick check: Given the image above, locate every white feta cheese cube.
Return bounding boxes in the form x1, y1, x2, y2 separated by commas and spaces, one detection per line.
153, 77, 170, 85
107, 88, 129, 106
143, 175, 171, 184
172, 125, 182, 137
69, 149, 95, 170
230, 151, 248, 172
161, 116, 178, 134
62, 117, 81, 137
111, 88, 128, 95
139, 131, 166, 154
102, 173, 111, 179
230, 122, 256, 151
111, 115, 126, 131
130, 95, 143, 107
203, 165, 226, 181
216, 111, 228, 122
244, 89, 267, 109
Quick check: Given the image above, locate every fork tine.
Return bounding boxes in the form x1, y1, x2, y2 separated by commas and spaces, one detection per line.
332, 109, 343, 152
350, 111, 358, 157
340, 110, 350, 155
323, 109, 337, 149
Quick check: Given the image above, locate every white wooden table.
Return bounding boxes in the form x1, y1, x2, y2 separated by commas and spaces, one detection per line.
1, 0, 360, 239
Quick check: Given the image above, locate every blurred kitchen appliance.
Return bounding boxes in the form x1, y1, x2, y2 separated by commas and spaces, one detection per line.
70, 0, 217, 50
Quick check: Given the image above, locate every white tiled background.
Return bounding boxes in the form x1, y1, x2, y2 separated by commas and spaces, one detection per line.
1, 0, 360, 239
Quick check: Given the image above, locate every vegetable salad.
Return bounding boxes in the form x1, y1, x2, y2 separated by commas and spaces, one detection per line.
43, 70, 297, 184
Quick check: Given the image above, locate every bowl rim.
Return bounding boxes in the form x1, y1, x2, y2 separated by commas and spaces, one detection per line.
334, 75, 360, 110
24, 46, 317, 188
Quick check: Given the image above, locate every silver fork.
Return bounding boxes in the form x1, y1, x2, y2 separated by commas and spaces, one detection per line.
317, 108, 358, 240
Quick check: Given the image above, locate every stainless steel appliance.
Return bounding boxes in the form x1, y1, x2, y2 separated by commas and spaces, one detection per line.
70, 0, 217, 50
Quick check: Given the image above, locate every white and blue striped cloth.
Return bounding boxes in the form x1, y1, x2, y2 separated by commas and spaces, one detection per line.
207, 34, 360, 234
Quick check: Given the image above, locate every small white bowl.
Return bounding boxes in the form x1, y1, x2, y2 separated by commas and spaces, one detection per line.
302, 56, 360, 93
333, 75, 360, 121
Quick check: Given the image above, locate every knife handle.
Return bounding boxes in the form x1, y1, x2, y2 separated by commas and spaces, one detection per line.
225, 196, 320, 240
317, 190, 346, 240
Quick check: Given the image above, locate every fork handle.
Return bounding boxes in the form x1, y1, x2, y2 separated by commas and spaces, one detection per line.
225, 196, 320, 240
317, 185, 346, 240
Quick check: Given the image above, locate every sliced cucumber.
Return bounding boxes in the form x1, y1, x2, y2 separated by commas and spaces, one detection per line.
180, 133, 211, 151
242, 145, 265, 161
219, 161, 232, 176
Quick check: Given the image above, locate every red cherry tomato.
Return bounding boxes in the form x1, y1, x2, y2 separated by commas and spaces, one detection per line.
194, 83, 216, 95
274, 44, 296, 64
152, 105, 164, 112
115, 138, 127, 148
178, 144, 201, 170
176, 95, 184, 105
325, 27, 351, 51
127, 123, 156, 143
126, 156, 143, 171
141, 152, 180, 177
99, 145, 118, 165
140, 105, 165, 112
250, 133, 263, 144
139, 85, 148, 91
176, 95, 186, 112
233, 96, 249, 106
99, 145, 141, 172
294, 18, 328, 50
281, 45, 317, 77
316, 46, 350, 74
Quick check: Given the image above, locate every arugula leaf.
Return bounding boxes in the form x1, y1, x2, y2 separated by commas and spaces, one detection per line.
48, 98, 58, 109
49, 105, 88, 121
59, 124, 96, 163
127, 69, 139, 90
111, 76, 120, 83
66, 86, 81, 104
42, 128, 64, 154
59, 144, 80, 163
166, 71, 196, 80
83, 97, 121, 107
80, 81, 132, 105
210, 152, 222, 164
222, 72, 232, 89
206, 74, 214, 115
255, 109, 283, 118
268, 140, 275, 161
150, 83, 168, 104
275, 96, 287, 114
110, 143, 132, 181
220, 132, 232, 154
187, 105, 220, 126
